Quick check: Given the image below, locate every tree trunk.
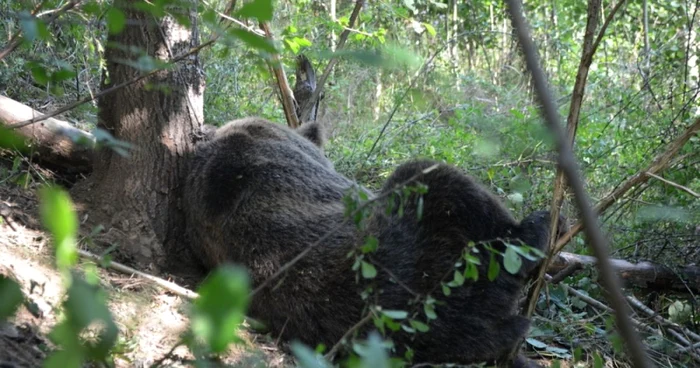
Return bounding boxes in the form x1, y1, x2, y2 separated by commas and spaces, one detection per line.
72, 0, 203, 270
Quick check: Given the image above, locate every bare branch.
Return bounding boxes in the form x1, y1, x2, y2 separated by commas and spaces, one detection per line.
259, 22, 300, 128
299, 0, 365, 120
645, 171, 699, 198
325, 312, 375, 360
505, 1, 651, 366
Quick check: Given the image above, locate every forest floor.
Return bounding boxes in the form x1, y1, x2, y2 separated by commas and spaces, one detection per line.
0, 168, 291, 367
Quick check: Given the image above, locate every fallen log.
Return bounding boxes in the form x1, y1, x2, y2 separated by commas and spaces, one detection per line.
0, 95, 94, 173
550, 251, 700, 293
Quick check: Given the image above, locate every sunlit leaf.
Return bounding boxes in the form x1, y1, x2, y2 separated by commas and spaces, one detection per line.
106, 8, 126, 34
503, 246, 522, 275
291, 341, 332, 368
38, 185, 78, 271
0, 126, 28, 153
191, 265, 250, 353
229, 28, 277, 54
235, 0, 274, 22
361, 261, 377, 279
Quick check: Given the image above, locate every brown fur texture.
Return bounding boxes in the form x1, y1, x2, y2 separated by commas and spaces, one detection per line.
184, 117, 563, 366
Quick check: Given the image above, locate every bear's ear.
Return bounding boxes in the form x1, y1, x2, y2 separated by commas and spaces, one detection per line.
296, 122, 326, 148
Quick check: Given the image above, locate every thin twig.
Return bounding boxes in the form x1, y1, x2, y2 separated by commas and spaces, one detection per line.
505, 1, 651, 366
324, 312, 374, 360
645, 172, 699, 198
547, 262, 582, 284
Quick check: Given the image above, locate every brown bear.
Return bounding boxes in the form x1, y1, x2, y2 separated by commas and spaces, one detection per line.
183, 117, 562, 367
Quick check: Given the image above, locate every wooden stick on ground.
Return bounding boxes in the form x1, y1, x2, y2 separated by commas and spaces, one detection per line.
77, 249, 198, 299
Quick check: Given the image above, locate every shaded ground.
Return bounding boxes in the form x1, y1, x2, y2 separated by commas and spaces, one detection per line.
0, 175, 290, 367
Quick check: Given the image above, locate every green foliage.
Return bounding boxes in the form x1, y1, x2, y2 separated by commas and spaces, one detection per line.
291, 341, 333, 368
45, 273, 119, 368
189, 265, 250, 354
0, 126, 29, 153
0, 275, 23, 322
38, 185, 78, 272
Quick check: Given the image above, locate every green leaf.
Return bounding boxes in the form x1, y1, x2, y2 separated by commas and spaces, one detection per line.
361, 236, 379, 253
452, 269, 465, 286
106, 8, 126, 34
526, 338, 547, 349
503, 246, 523, 275
38, 185, 78, 271
441, 283, 451, 296
423, 303, 437, 320
409, 319, 429, 333
381, 310, 408, 320
361, 261, 377, 279
0, 126, 28, 153
0, 276, 23, 321
191, 265, 250, 353
416, 196, 424, 220
52, 67, 76, 83
235, 0, 274, 21
229, 28, 277, 54
291, 341, 332, 368
353, 332, 391, 368
30, 64, 50, 85
487, 252, 500, 281
423, 22, 436, 37
18, 12, 39, 42
64, 275, 118, 359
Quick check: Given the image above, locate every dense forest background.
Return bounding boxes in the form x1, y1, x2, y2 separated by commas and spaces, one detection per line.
0, 0, 698, 367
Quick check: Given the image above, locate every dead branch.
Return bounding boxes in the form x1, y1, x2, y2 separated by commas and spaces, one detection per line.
506, 1, 651, 366
0, 95, 94, 173
645, 171, 699, 198
546, 275, 700, 363
77, 249, 198, 299
626, 295, 700, 344
259, 22, 300, 128
550, 251, 700, 293
299, 0, 365, 120
553, 117, 700, 253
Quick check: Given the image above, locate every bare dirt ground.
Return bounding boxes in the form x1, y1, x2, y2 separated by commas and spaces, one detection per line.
0, 177, 290, 367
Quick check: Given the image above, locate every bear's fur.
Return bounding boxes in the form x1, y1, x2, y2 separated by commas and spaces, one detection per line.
184, 117, 563, 366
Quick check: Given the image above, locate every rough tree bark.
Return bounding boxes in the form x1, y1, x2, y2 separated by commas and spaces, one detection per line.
72, 0, 203, 269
